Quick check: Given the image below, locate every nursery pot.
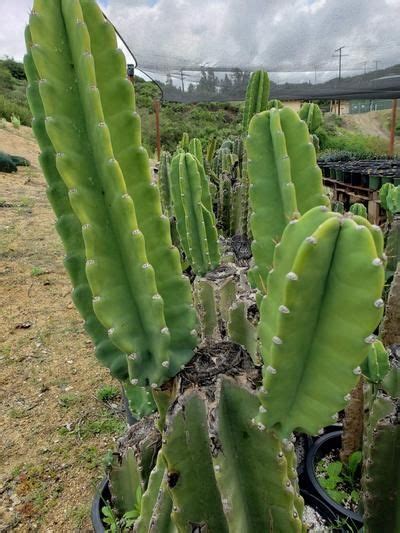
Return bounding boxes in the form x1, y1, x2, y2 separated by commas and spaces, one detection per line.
91, 477, 109, 533
304, 430, 363, 530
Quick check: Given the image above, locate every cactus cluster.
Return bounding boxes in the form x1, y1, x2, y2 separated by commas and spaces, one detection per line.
24, 5, 393, 530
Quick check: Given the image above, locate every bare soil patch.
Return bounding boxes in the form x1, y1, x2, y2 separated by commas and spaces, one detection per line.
0, 125, 126, 532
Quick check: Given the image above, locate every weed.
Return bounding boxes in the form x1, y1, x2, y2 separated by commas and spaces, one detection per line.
80, 446, 101, 470
96, 384, 120, 402
58, 393, 82, 408
8, 407, 28, 419
31, 266, 45, 277
67, 503, 90, 529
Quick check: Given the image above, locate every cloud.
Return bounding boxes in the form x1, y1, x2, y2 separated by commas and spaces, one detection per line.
0, 0, 32, 61
106, 0, 400, 83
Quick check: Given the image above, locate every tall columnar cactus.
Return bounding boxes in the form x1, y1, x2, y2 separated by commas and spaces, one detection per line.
25, 0, 198, 386
379, 184, 400, 278
242, 70, 270, 132
169, 152, 220, 275
24, 26, 128, 382
298, 102, 323, 134
362, 363, 400, 532
257, 206, 385, 436
158, 151, 172, 217
247, 106, 330, 293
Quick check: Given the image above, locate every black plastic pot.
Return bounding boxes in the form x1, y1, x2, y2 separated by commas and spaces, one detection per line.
91, 477, 109, 533
304, 430, 363, 530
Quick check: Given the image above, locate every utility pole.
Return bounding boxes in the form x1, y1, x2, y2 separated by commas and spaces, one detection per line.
374, 60, 380, 71
333, 46, 349, 116
180, 70, 185, 93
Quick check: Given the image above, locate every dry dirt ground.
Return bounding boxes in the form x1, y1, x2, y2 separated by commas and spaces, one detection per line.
0, 125, 127, 531
341, 109, 400, 153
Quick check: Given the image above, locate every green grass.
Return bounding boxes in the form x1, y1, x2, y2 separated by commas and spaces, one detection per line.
31, 266, 45, 277
96, 384, 120, 402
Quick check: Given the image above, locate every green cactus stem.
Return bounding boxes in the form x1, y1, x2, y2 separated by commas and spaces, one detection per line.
381, 263, 400, 345
189, 137, 204, 167
162, 379, 305, 532
24, 24, 128, 381
169, 152, 220, 276
350, 202, 368, 218
257, 206, 385, 437
267, 99, 284, 110
26, 0, 197, 386
361, 340, 390, 385
242, 70, 270, 132
362, 364, 400, 532
298, 102, 322, 134
159, 151, 173, 217
247, 107, 329, 293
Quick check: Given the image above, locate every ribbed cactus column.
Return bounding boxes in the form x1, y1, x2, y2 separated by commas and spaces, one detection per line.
158, 151, 172, 217
26, 0, 197, 386
298, 102, 322, 134
362, 364, 400, 532
247, 107, 330, 292
242, 70, 270, 132
24, 25, 128, 381
162, 380, 305, 532
169, 152, 220, 275
257, 207, 385, 437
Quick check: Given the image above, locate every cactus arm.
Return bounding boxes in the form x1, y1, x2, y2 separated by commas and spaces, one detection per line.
193, 279, 218, 339
247, 109, 298, 291
196, 159, 214, 218
242, 70, 270, 132
279, 107, 329, 213
180, 153, 211, 275
28, 0, 176, 385
215, 379, 304, 532
258, 207, 339, 366
79, 0, 197, 376
258, 213, 385, 437
162, 392, 229, 532
361, 340, 390, 384
109, 449, 141, 516
189, 138, 204, 167
227, 301, 258, 363
350, 202, 368, 218
24, 25, 128, 380
158, 152, 173, 217
169, 154, 190, 258
364, 425, 400, 532
123, 382, 156, 420
135, 452, 174, 533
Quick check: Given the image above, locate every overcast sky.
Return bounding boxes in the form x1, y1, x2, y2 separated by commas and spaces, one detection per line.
2, 0, 400, 84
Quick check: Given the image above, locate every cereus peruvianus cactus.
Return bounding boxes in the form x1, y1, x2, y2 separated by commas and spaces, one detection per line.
247, 106, 330, 293
169, 151, 220, 276
25, 3, 389, 530
298, 102, 322, 134
242, 70, 270, 132
25, 0, 198, 387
